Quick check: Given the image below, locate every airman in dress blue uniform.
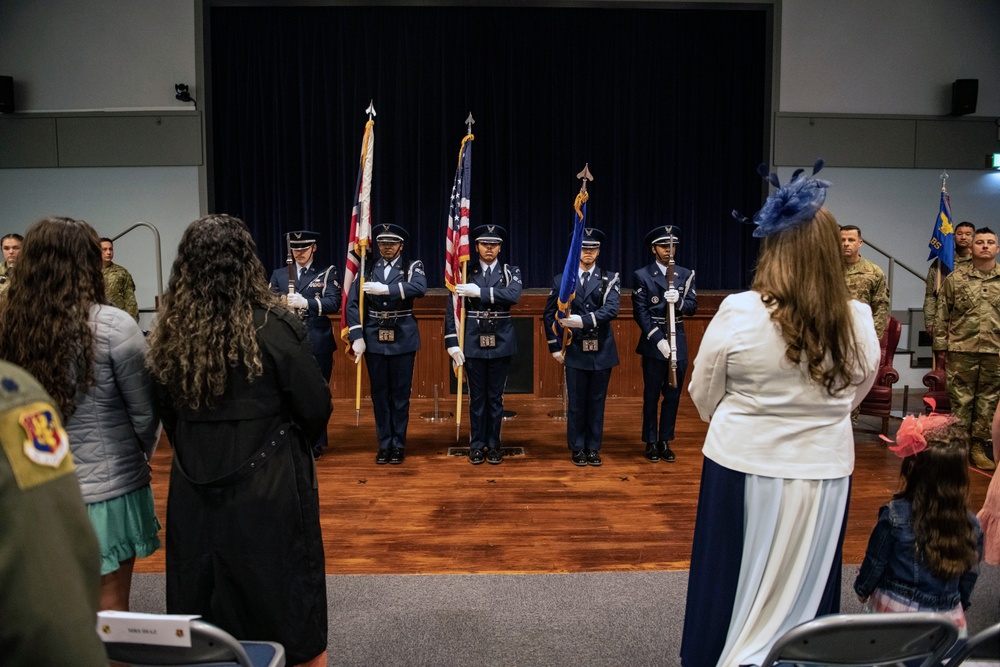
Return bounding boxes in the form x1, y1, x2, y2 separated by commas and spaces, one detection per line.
269, 230, 341, 457
346, 224, 427, 465
632, 225, 697, 463
543, 228, 620, 466
446, 224, 523, 465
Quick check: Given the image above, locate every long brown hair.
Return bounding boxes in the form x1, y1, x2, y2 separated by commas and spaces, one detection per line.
897, 425, 979, 578
146, 214, 277, 411
0, 217, 106, 416
751, 207, 860, 395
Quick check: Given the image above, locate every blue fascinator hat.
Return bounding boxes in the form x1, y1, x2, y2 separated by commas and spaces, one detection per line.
734, 159, 832, 238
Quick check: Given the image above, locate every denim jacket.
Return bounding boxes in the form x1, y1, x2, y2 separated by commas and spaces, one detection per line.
854, 498, 983, 609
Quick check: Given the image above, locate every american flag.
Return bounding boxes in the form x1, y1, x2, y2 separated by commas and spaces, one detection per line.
445, 134, 473, 326
340, 118, 375, 345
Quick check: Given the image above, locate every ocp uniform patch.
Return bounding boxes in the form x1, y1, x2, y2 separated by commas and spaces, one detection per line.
0, 400, 75, 490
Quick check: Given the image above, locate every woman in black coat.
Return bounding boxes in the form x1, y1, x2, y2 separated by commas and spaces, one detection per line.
147, 215, 331, 667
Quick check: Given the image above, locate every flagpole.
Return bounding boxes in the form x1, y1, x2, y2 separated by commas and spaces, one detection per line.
355, 101, 376, 426
456, 261, 467, 441
931, 171, 950, 372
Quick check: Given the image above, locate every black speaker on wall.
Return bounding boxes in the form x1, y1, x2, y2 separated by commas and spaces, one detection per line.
0, 76, 13, 114
951, 79, 978, 116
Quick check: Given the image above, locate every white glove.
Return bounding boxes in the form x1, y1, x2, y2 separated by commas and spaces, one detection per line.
352, 338, 366, 364
286, 293, 308, 309
551, 351, 564, 365
562, 314, 584, 329
455, 283, 480, 299
447, 346, 465, 367
657, 340, 672, 359
664, 288, 680, 304
363, 281, 390, 295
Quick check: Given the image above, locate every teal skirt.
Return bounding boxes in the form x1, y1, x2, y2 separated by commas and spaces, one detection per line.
87, 484, 162, 575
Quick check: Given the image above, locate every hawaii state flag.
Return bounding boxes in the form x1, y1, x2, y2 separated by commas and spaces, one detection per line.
551, 187, 589, 349
340, 118, 375, 346
445, 134, 473, 327
927, 189, 955, 272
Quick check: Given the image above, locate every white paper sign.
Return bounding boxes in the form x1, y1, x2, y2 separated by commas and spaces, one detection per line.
97, 611, 201, 647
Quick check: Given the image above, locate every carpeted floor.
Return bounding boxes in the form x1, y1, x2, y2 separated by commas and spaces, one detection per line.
130, 565, 1000, 666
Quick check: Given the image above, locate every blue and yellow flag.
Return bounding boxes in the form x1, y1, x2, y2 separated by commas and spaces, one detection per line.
927, 190, 954, 272
551, 189, 589, 350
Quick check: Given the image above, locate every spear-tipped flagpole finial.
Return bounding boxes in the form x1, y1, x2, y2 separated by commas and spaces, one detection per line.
366, 100, 376, 119
940, 170, 949, 192
465, 113, 475, 134
577, 163, 594, 193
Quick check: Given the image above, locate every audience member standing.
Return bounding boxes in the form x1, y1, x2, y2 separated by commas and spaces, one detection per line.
0, 232, 22, 295
841, 224, 890, 339
269, 230, 340, 458
100, 237, 139, 321
632, 225, 696, 463
933, 227, 1000, 471
0, 360, 108, 666
543, 228, 621, 466
923, 220, 974, 338
0, 216, 161, 612
681, 164, 881, 667
854, 414, 982, 637
345, 223, 427, 464
148, 215, 330, 667
446, 224, 523, 465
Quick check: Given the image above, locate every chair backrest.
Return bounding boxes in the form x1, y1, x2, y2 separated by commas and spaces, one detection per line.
101, 615, 275, 667
880, 315, 902, 366
758, 612, 958, 667
947, 621, 1000, 665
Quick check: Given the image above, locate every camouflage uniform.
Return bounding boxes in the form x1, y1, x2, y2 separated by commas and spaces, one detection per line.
0, 262, 11, 296
0, 361, 107, 666
933, 262, 1000, 469
845, 256, 890, 340
103, 261, 139, 320
923, 254, 971, 334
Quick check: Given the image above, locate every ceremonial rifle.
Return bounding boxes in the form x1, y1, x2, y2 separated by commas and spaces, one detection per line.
667, 233, 679, 388
286, 233, 303, 318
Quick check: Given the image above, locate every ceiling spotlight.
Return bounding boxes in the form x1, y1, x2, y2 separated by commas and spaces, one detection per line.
174, 83, 195, 105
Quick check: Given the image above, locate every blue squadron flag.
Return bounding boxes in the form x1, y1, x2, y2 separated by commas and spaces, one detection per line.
927, 189, 955, 272
552, 168, 592, 350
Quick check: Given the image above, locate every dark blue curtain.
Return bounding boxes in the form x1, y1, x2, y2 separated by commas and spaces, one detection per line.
208, 4, 770, 289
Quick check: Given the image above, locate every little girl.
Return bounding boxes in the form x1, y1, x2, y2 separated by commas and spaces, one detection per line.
854, 405, 983, 636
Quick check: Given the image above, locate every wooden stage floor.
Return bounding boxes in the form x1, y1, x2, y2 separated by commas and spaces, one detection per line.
137, 396, 992, 576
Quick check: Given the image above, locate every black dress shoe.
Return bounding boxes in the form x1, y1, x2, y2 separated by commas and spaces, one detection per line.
586, 450, 602, 466
486, 448, 503, 465
469, 449, 486, 465
375, 449, 390, 464
644, 443, 660, 462
389, 447, 405, 464
658, 440, 676, 463
571, 450, 588, 466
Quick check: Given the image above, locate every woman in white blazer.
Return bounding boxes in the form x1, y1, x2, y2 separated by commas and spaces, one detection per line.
679, 162, 882, 667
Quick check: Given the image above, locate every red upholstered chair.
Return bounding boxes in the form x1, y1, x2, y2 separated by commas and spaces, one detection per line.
858, 316, 902, 434
921, 351, 951, 413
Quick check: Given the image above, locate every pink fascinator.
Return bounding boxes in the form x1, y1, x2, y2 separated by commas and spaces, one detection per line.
880, 398, 956, 458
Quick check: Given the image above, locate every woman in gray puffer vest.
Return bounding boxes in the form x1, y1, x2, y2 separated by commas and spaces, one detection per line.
0, 216, 160, 611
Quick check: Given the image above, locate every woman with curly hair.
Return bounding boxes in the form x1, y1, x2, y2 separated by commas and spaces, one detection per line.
0, 216, 161, 611
147, 214, 331, 667
680, 163, 882, 666
855, 417, 982, 636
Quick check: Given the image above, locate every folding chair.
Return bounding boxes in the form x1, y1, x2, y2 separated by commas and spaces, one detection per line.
758, 612, 959, 667
99, 612, 285, 667
947, 621, 1000, 665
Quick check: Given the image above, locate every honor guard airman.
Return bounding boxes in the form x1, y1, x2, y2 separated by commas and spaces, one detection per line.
446, 224, 523, 465
269, 230, 341, 457
346, 224, 427, 465
632, 225, 697, 463
543, 228, 620, 466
